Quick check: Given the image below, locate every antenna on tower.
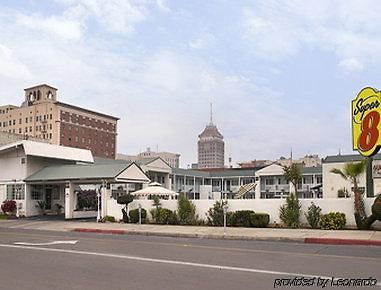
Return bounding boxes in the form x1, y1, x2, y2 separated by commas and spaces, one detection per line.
210, 103, 213, 125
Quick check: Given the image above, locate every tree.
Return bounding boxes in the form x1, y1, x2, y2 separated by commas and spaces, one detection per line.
117, 194, 134, 223
151, 195, 162, 223
279, 163, 302, 228
330, 159, 368, 228
283, 163, 302, 196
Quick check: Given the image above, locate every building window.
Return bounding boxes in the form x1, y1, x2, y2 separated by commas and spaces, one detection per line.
31, 185, 43, 200
7, 184, 25, 200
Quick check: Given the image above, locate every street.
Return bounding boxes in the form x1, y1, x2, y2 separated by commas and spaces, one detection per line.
0, 227, 380, 290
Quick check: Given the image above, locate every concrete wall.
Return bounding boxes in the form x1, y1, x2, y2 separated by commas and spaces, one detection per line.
105, 196, 379, 227
322, 162, 367, 198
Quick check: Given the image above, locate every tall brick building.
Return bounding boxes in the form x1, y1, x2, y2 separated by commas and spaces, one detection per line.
0, 84, 118, 158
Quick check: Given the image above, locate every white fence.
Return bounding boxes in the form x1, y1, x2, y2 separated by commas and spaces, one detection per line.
106, 197, 379, 227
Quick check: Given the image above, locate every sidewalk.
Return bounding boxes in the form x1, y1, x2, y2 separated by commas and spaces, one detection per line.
1, 219, 381, 246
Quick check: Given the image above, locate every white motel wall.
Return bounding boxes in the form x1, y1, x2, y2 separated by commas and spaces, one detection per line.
105, 197, 380, 228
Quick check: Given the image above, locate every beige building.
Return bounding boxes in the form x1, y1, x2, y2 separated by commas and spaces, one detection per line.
0, 131, 47, 146
0, 84, 119, 158
117, 147, 181, 168
197, 110, 225, 169
276, 154, 322, 168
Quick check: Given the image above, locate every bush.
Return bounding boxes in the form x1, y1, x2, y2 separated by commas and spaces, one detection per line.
104, 215, 116, 223
0, 213, 9, 220
117, 194, 134, 223
320, 212, 346, 230
177, 194, 197, 225
371, 194, 381, 221
250, 213, 270, 228
150, 208, 177, 225
227, 211, 269, 228
279, 193, 301, 228
1, 200, 16, 215
305, 202, 322, 229
129, 208, 147, 223
207, 201, 227, 226
229, 210, 255, 227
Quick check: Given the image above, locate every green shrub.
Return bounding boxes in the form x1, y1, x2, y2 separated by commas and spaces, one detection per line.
129, 208, 147, 223
177, 194, 197, 225
151, 195, 162, 223
158, 208, 177, 225
104, 215, 116, 223
371, 194, 381, 221
279, 193, 301, 228
250, 213, 270, 228
227, 211, 235, 226
0, 213, 9, 220
319, 212, 346, 230
206, 201, 227, 226
305, 202, 322, 229
229, 210, 255, 227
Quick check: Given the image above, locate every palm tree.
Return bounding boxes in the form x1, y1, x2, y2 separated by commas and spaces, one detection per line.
330, 159, 367, 228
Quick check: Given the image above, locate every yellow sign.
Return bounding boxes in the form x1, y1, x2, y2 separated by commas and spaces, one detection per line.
352, 87, 381, 157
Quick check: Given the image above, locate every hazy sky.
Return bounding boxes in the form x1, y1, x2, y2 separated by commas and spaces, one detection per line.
1, 0, 380, 167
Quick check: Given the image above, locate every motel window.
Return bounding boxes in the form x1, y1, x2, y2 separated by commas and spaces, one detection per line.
31, 185, 43, 200
7, 184, 25, 200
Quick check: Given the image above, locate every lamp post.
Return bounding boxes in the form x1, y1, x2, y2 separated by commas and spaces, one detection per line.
97, 187, 101, 222
138, 203, 142, 225
223, 202, 228, 236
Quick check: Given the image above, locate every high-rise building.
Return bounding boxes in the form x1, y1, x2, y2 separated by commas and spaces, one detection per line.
197, 105, 224, 169
0, 84, 118, 158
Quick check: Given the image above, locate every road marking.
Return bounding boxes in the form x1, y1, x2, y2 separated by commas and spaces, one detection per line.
14, 240, 78, 246
9, 221, 49, 229
1, 229, 380, 262
0, 243, 379, 287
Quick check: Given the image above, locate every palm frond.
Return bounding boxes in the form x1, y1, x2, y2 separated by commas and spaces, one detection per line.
330, 168, 348, 180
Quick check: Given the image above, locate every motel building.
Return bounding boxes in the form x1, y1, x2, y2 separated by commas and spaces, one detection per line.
0, 139, 378, 225
0, 140, 150, 219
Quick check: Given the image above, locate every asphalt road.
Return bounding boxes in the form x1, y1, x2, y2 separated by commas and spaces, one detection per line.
0, 228, 380, 290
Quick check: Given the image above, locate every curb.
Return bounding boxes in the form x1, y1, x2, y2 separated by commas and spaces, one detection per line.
304, 237, 381, 246
72, 228, 381, 246
71, 228, 304, 243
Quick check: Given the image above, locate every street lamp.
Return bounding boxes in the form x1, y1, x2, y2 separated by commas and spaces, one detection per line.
97, 187, 101, 222
138, 203, 142, 225
223, 202, 228, 236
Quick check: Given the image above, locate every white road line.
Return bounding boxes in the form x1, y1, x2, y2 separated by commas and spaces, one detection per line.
0, 243, 379, 286
14, 240, 78, 246
9, 221, 48, 229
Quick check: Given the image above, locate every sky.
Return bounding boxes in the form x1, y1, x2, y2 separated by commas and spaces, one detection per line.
1, 0, 381, 167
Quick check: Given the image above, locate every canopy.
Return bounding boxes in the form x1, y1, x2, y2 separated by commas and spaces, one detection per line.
130, 182, 179, 198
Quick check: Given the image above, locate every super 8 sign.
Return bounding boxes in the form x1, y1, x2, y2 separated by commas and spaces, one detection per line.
352, 87, 381, 157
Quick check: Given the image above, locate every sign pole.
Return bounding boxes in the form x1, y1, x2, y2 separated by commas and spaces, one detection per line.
366, 157, 374, 198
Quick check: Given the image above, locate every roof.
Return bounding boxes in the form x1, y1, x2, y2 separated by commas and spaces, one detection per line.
198, 124, 223, 139
173, 168, 211, 177
210, 169, 257, 177
0, 140, 94, 163
56, 102, 119, 121
301, 166, 322, 174
24, 84, 57, 91
25, 162, 140, 182
173, 167, 259, 178
323, 153, 381, 163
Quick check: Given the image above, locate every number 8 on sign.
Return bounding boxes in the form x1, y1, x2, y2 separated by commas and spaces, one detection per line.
358, 111, 380, 152
352, 87, 381, 157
